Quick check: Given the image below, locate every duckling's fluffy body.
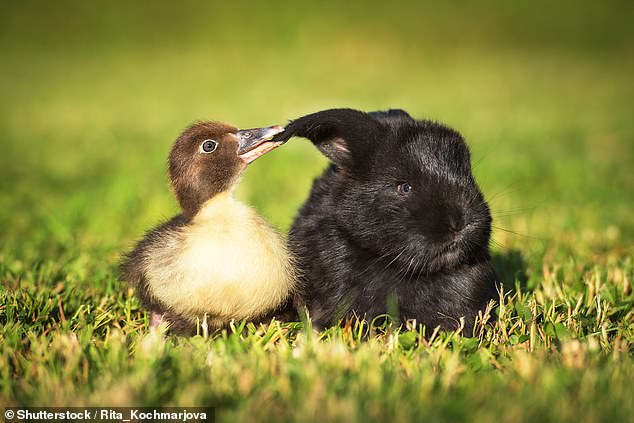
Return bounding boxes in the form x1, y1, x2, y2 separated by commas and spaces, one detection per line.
136, 193, 294, 330
124, 193, 294, 332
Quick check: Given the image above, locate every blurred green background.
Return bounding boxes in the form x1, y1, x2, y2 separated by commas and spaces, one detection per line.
0, 0, 632, 272
1, 0, 633, 416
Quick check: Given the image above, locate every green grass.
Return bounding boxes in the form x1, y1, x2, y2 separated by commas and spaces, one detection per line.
1, 1, 633, 421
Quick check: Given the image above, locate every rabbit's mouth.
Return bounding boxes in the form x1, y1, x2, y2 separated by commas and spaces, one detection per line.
427, 245, 464, 272
387, 241, 467, 275
420, 239, 474, 274
424, 232, 490, 273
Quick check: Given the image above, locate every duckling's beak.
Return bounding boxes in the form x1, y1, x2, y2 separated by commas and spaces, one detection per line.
237, 125, 285, 164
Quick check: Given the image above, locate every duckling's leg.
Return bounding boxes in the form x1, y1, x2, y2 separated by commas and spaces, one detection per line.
150, 311, 166, 328
201, 314, 208, 338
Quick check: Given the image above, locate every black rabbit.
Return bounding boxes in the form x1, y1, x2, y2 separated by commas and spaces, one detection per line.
274, 108, 498, 334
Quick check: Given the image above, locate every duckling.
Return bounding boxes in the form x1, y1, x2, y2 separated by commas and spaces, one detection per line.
120, 121, 295, 334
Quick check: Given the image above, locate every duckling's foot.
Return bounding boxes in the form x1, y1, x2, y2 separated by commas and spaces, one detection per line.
150, 311, 167, 328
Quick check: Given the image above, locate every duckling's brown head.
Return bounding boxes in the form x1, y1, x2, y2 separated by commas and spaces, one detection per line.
168, 121, 284, 217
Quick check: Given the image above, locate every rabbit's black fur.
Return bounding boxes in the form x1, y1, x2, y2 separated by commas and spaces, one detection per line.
274, 108, 498, 333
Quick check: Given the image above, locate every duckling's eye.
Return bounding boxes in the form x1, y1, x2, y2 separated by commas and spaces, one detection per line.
397, 182, 412, 195
200, 139, 218, 153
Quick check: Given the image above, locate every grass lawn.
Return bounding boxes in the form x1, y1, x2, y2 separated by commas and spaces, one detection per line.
0, 1, 632, 421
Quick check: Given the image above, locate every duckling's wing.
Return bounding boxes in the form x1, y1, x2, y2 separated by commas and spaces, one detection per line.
119, 214, 189, 303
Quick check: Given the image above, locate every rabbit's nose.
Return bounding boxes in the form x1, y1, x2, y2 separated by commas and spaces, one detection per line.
447, 209, 466, 233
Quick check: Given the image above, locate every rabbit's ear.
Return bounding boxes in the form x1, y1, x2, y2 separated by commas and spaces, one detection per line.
274, 108, 384, 169
367, 109, 413, 123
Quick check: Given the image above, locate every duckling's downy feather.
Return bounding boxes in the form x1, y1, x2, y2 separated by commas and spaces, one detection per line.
122, 193, 295, 331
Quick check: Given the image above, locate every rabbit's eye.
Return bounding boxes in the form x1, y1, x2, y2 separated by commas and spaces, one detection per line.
397, 182, 412, 195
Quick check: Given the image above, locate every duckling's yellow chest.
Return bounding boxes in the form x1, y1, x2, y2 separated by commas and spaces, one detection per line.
144, 194, 295, 323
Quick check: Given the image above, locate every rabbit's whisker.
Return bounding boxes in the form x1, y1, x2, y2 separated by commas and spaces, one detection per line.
487, 180, 520, 202
491, 225, 539, 240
